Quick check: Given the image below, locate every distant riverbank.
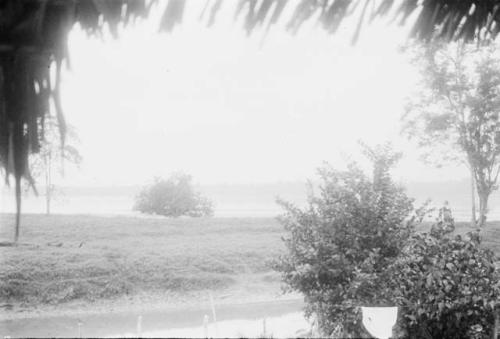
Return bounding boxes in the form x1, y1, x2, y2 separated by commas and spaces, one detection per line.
2, 180, 500, 220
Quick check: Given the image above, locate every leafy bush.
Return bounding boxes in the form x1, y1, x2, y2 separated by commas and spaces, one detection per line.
387, 231, 500, 338
274, 144, 500, 338
134, 173, 213, 217
274, 144, 421, 336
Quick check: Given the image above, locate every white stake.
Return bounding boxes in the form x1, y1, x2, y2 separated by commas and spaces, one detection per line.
208, 292, 218, 336
137, 315, 143, 338
262, 318, 267, 337
77, 321, 82, 338
203, 314, 209, 338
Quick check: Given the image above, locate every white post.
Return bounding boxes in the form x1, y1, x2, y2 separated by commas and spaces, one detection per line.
209, 292, 218, 336
137, 315, 143, 338
262, 318, 267, 337
77, 321, 82, 338
203, 314, 209, 338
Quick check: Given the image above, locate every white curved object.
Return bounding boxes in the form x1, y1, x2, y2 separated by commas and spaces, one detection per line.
361, 307, 398, 339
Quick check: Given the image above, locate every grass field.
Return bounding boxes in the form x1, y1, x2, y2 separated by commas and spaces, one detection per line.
0, 214, 499, 315
0, 214, 286, 312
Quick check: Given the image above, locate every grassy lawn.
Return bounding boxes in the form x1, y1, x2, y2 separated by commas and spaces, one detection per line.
0, 214, 285, 309
0, 214, 499, 312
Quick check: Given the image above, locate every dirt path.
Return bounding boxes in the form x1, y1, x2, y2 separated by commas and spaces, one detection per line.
0, 298, 304, 338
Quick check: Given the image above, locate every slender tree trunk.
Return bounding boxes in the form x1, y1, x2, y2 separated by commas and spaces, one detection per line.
14, 175, 21, 243
478, 191, 489, 228
470, 173, 477, 228
45, 180, 51, 215
45, 152, 51, 215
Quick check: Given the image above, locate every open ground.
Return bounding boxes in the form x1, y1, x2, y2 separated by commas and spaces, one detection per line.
0, 214, 499, 320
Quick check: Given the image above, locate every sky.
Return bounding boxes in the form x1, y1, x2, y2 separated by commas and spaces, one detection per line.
52, 1, 470, 187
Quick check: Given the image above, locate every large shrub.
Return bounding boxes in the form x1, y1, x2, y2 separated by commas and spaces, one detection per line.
387, 231, 500, 338
274, 145, 421, 336
274, 144, 500, 338
134, 173, 213, 217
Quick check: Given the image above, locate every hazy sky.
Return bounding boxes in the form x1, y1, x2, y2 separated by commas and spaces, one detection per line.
54, 2, 468, 186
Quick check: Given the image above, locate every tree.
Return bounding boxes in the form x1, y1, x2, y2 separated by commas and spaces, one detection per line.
134, 173, 213, 218
403, 41, 500, 228
274, 144, 421, 336
29, 116, 82, 215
